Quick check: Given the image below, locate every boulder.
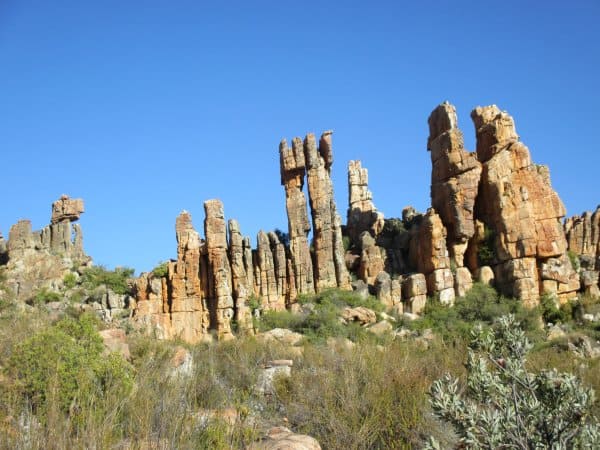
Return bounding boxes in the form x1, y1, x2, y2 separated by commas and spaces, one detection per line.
249, 427, 321, 450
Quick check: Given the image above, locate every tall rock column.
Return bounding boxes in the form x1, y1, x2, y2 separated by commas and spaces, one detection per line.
279, 137, 315, 298
204, 200, 234, 339
428, 102, 482, 268
228, 220, 253, 333
255, 230, 285, 311
472, 105, 579, 305
347, 160, 384, 247
409, 209, 455, 304
304, 131, 351, 291
168, 211, 208, 342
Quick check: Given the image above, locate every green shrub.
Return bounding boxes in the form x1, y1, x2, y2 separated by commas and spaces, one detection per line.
342, 235, 351, 251
7, 313, 133, 417
151, 261, 169, 278
260, 288, 387, 344
568, 250, 581, 272
408, 283, 541, 341
63, 272, 78, 290
477, 225, 496, 266
427, 315, 600, 449
80, 265, 134, 295
301, 287, 385, 313
540, 292, 571, 324
29, 288, 62, 306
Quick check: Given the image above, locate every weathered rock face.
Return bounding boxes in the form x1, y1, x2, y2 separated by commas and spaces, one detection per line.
280, 138, 315, 298
347, 160, 384, 247
565, 208, 600, 259
564, 207, 600, 298
255, 230, 281, 311
408, 209, 455, 304
228, 220, 254, 333
472, 105, 578, 304
428, 102, 482, 267
3, 195, 90, 301
305, 132, 351, 291
204, 199, 235, 340
132, 211, 208, 342
358, 232, 386, 285
51, 194, 84, 224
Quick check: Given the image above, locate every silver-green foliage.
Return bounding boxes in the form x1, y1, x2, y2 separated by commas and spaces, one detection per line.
427, 315, 600, 449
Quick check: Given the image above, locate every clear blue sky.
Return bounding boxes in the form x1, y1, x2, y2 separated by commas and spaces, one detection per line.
2, 1, 599, 273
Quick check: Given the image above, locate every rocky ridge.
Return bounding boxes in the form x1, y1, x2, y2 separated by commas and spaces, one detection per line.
1, 103, 594, 342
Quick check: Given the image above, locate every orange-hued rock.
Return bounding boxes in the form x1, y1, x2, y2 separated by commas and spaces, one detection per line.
347, 160, 384, 247
358, 232, 386, 285
228, 219, 254, 334
428, 102, 481, 267
132, 211, 209, 343
565, 207, 600, 259
410, 209, 451, 274
305, 132, 351, 291
280, 137, 315, 299
472, 105, 579, 303
204, 199, 234, 339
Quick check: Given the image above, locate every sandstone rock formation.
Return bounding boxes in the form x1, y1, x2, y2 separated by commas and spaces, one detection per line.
565, 207, 600, 297
133, 211, 208, 343
428, 102, 481, 267
305, 132, 351, 291
347, 160, 384, 247
409, 209, 455, 304
204, 199, 235, 339
2, 195, 89, 301
280, 138, 315, 298
228, 219, 254, 333
472, 105, 578, 304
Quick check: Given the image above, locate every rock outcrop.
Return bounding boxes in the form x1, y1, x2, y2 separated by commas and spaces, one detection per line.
472, 105, 578, 305
428, 102, 482, 267
2, 195, 90, 301
204, 200, 235, 340
280, 138, 315, 299
133, 211, 208, 342
565, 207, 600, 297
131, 131, 356, 341
305, 132, 351, 291
347, 160, 384, 247
409, 209, 455, 304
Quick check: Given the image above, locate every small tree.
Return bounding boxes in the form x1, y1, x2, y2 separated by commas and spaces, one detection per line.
427, 315, 599, 449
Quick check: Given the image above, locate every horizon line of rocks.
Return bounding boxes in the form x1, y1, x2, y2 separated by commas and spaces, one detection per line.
3, 102, 600, 342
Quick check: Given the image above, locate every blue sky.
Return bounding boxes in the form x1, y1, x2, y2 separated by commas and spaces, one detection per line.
2, 1, 599, 273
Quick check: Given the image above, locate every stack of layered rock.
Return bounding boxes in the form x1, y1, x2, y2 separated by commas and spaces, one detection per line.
347, 102, 579, 314
133, 131, 354, 342
1, 195, 90, 301
565, 207, 600, 297
472, 105, 579, 305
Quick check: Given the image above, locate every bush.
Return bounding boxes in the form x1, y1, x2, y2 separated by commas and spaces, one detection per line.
540, 292, 572, 324
29, 288, 62, 306
63, 272, 77, 290
6, 314, 133, 418
407, 283, 541, 341
477, 225, 496, 266
151, 261, 169, 278
80, 265, 134, 295
276, 340, 465, 448
569, 250, 581, 272
260, 288, 386, 344
427, 315, 600, 449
